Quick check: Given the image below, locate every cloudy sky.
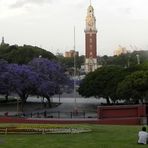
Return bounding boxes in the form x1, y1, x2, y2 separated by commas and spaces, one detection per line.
0, 0, 148, 56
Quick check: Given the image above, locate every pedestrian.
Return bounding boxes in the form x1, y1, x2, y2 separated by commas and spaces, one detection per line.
138, 126, 148, 144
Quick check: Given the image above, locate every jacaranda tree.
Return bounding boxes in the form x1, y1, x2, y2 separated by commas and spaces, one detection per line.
7, 64, 39, 110
0, 58, 71, 109
29, 58, 70, 107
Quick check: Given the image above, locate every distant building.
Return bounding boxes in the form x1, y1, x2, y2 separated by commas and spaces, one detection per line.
114, 45, 128, 56
64, 50, 79, 58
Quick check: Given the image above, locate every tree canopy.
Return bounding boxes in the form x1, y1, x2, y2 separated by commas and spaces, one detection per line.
116, 71, 148, 103
78, 66, 127, 104
78, 63, 148, 104
0, 44, 56, 64
99, 50, 148, 67
29, 58, 70, 107
0, 58, 71, 110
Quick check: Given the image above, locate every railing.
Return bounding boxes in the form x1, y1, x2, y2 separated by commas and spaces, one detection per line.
18, 111, 97, 119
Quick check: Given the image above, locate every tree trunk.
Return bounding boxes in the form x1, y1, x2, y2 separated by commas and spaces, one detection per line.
20, 94, 27, 112
106, 97, 111, 105
5, 94, 8, 102
20, 99, 25, 112
46, 96, 52, 108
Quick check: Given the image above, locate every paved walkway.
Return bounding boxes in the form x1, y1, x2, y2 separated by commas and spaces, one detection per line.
0, 96, 106, 118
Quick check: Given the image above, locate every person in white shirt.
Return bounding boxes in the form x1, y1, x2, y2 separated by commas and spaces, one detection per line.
138, 126, 148, 144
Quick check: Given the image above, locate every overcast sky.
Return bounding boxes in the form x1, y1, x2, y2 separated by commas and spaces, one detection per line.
0, 0, 148, 56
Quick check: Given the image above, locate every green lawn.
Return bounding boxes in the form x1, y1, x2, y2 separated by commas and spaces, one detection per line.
0, 124, 147, 148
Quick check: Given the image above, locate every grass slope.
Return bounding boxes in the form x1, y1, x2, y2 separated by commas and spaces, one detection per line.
0, 124, 147, 148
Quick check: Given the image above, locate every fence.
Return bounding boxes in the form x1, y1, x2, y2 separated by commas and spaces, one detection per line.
18, 110, 97, 119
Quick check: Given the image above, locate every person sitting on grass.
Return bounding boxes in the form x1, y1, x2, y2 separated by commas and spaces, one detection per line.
138, 126, 148, 145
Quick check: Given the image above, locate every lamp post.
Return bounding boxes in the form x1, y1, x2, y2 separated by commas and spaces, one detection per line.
127, 55, 130, 68
73, 26, 77, 114
136, 54, 140, 65
15, 96, 20, 116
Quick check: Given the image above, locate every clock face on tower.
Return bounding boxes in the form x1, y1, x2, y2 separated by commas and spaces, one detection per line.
87, 17, 93, 26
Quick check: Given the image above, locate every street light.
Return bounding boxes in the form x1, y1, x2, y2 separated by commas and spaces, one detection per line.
136, 54, 140, 65
73, 27, 78, 115
127, 55, 131, 67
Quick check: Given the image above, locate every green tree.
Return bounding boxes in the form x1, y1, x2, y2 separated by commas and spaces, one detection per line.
78, 61, 148, 104
99, 50, 148, 67
78, 71, 97, 98
57, 55, 84, 69
116, 71, 148, 104
0, 44, 56, 64
78, 66, 127, 104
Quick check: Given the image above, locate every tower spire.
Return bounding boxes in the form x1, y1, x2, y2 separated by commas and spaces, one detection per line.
90, 0, 92, 5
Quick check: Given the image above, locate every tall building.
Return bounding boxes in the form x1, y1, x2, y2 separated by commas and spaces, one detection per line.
84, 1, 98, 73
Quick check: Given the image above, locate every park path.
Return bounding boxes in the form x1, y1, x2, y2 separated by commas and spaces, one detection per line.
28, 97, 105, 118
0, 96, 106, 118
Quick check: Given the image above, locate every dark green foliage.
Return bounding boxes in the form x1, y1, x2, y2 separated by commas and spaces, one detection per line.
78, 63, 148, 104
0, 44, 56, 64
99, 50, 148, 67
78, 66, 127, 104
117, 71, 148, 103
57, 55, 85, 69
78, 71, 96, 98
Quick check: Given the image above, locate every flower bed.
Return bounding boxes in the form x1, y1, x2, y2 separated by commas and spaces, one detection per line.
0, 125, 91, 134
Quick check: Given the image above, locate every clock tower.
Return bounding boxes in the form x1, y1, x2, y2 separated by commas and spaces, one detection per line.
84, 1, 97, 73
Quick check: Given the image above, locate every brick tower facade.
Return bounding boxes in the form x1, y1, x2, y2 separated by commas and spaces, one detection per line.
84, 3, 97, 73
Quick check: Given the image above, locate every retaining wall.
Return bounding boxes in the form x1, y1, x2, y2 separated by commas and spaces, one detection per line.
97, 104, 148, 125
